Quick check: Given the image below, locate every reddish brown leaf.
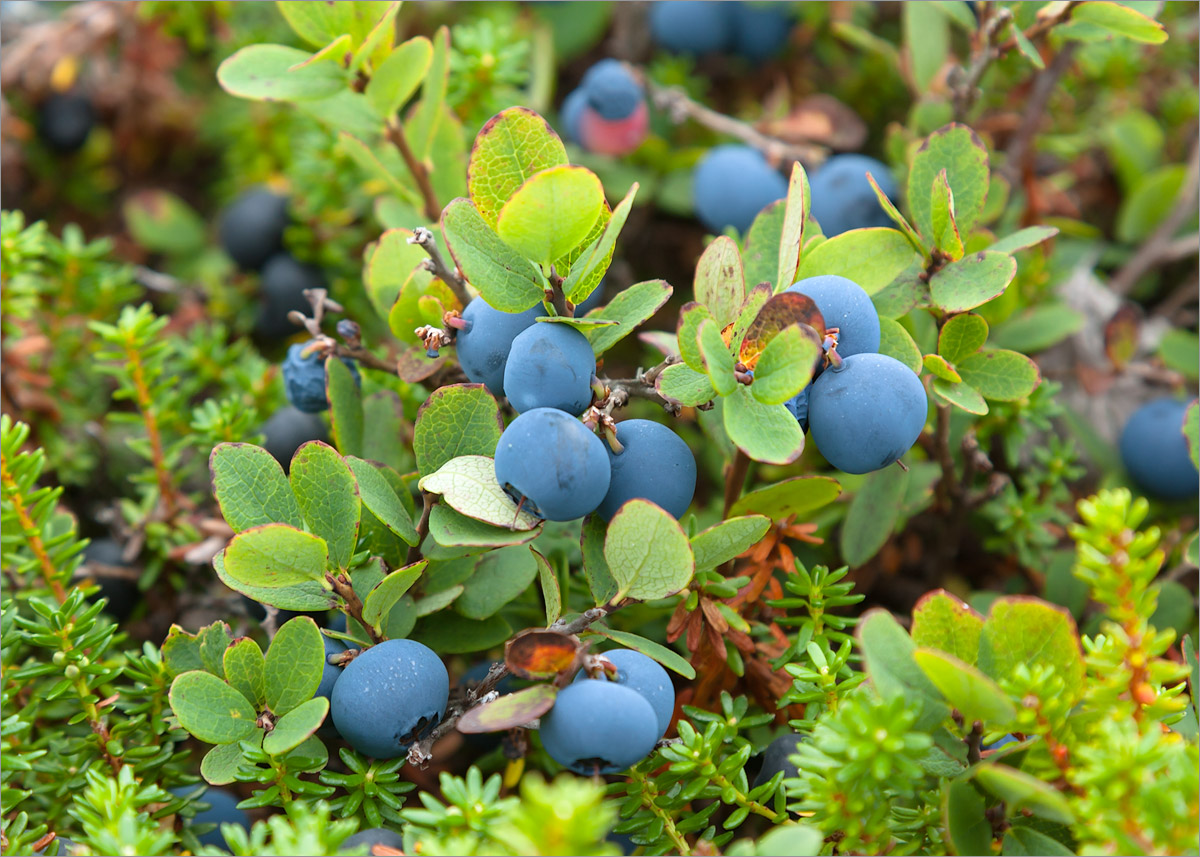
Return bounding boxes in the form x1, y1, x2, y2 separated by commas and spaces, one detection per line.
457, 685, 558, 734
504, 629, 581, 680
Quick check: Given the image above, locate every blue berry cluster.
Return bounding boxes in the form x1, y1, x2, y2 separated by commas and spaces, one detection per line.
282, 341, 361, 414
561, 59, 649, 156
649, 1, 793, 62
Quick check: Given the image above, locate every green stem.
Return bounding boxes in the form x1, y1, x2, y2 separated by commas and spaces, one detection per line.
712, 773, 786, 822
629, 769, 690, 855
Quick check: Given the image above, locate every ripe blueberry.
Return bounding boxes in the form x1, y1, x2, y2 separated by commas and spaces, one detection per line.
561, 88, 587, 144
650, 1, 734, 55
786, 275, 881, 359
595, 419, 696, 522
807, 352, 927, 474
751, 732, 804, 790
317, 633, 348, 704
494, 408, 611, 521
219, 188, 289, 272
282, 342, 361, 414
255, 253, 325, 340
330, 638, 449, 759
1119, 397, 1199, 501
169, 786, 249, 850
692, 144, 788, 235
539, 679, 659, 775
580, 59, 643, 120
784, 386, 810, 431
37, 91, 94, 154
260, 406, 328, 472
574, 649, 675, 738
809, 154, 898, 237
80, 537, 139, 622
455, 298, 542, 398
503, 322, 596, 415
730, 3, 792, 61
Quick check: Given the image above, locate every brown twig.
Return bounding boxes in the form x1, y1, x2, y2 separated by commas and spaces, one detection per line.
1003, 43, 1077, 186
326, 571, 383, 644
643, 79, 827, 167
408, 227, 472, 308
1109, 138, 1200, 296
722, 449, 753, 520
596, 356, 684, 416
385, 121, 442, 223
546, 269, 570, 317
407, 492, 435, 565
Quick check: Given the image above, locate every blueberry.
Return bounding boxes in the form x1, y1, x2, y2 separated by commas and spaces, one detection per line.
731, 3, 792, 62
808, 154, 898, 237
260, 406, 328, 472
784, 387, 810, 431
577, 101, 650, 156
692, 144, 788, 236
595, 419, 696, 522
254, 253, 324, 340
580, 59, 643, 120
494, 408, 611, 521
575, 649, 674, 738
751, 732, 804, 790
330, 639, 449, 759
786, 275, 881, 359
538, 679, 659, 775
317, 634, 348, 703
80, 538, 139, 622
807, 353, 928, 474
561, 88, 587, 144
282, 342, 361, 414
37, 91, 94, 154
169, 786, 249, 851
649, 1, 734, 55
503, 322, 596, 415
455, 299, 543, 398
219, 188, 289, 272
339, 827, 405, 856
1119, 397, 1199, 501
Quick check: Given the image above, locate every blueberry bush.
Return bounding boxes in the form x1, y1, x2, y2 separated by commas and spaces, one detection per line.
2, 2, 1198, 856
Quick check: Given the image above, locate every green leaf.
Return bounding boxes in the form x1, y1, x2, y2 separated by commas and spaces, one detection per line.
694, 236, 746, 326
933, 378, 988, 415
908, 124, 989, 241
840, 464, 909, 567
346, 457, 418, 545
604, 499, 695, 602
587, 626, 696, 679
984, 226, 1059, 255
1071, 0, 1167, 43
690, 516, 771, 570
911, 590, 983, 665
914, 649, 1017, 728
457, 685, 558, 733
729, 476, 841, 521
743, 200, 785, 291
289, 442, 360, 570
123, 191, 207, 256
223, 638, 266, 709
581, 515, 618, 605
930, 251, 1016, 313
973, 765, 1075, 825
366, 35, 432, 118
697, 318, 737, 396
200, 741, 244, 786
1116, 164, 1188, 243
777, 161, 811, 291
362, 562, 426, 632
412, 612, 512, 654
977, 597, 1085, 705
753, 824, 824, 857
655, 363, 717, 408
923, 353, 961, 383
163, 625, 207, 678
468, 107, 569, 229
213, 550, 333, 612
413, 383, 504, 477
904, 1, 949, 92
168, 671, 259, 745
562, 184, 638, 304
263, 697, 328, 758
1002, 825, 1074, 856
276, 1, 353, 47
210, 443, 303, 534
1158, 328, 1200, 381
751, 325, 822, 405
264, 616, 325, 716
879, 317, 923, 375
1010, 22, 1045, 68
419, 455, 542, 530
583, 279, 673, 356
350, 1, 401, 71
371, 228, 435, 327
496, 165, 604, 267
442, 198, 546, 312
939, 312, 989, 363
456, 545, 539, 619
930, 169, 964, 260
990, 305, 1083, 354
723, 386, 806, 465
327, 357, 364, 458
217, 45, 346, 102
1185, 401, 1199, 470
677, 303, 715, 371
869, 173, 927, 254
856, 609, 949, 731
533, 549, 561, 625
426, 504, 542, 554
944, 779, 993, 857
793, 228, 921, 295
406, 25, 450, 161
957, 350, 1040, 401
223, 525, 330, 590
